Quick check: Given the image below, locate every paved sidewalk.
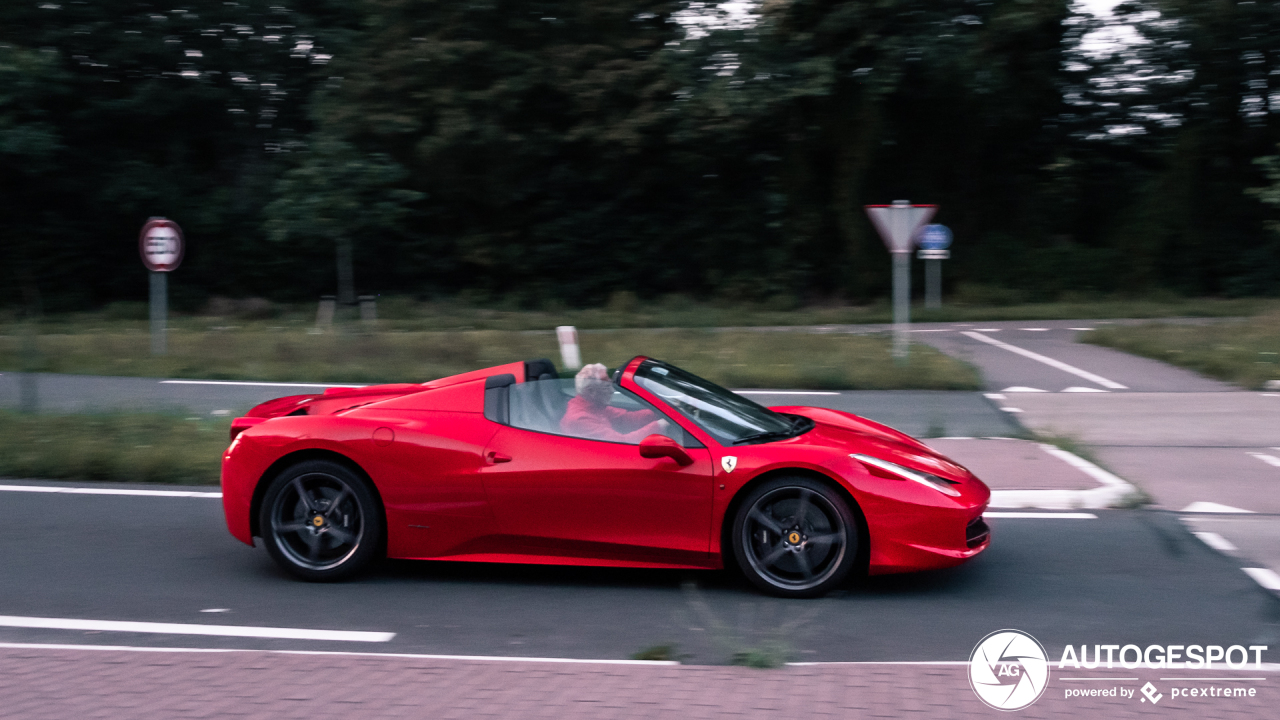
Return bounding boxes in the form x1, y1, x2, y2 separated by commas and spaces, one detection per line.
1, 646, 1275, 719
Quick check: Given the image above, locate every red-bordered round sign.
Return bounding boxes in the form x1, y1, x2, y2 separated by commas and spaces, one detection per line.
139, 218, 184, 272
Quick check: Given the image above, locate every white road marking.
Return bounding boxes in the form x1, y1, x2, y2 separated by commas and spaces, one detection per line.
1243, 568, 1280, 591
200, 609, 231, 614
983, 393, 1006, 400
1020, 328, 1049, 332
0, 616, 393, 643
985, 512, 1097, 519
160, 380, 366, 388
1069, 328, 1096, 332
735, 390, 840, 396
1062, 386, 1108, 393
1000, 407, 1023, 413
1193, 532, 1239, 553
961, 331, 1128, 389
1181, 502, 1254, 514
0, 643, 677, 664
1247, 452, 1280, 468
974, 328, 1001, 332
1002, 386, 1047, 393
0, 484, 221, 498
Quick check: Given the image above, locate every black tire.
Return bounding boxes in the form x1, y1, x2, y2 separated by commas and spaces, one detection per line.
731, 476, 860, 598
259, 459, 383, 582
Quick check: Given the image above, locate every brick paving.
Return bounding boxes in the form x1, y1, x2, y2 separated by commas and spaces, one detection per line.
0, 647, 1273, 719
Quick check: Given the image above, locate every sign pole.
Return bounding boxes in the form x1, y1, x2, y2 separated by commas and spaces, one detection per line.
139, 217, 185, 358
925, 258, 941, 310
150, 270, 167, 356
892, 251, 911, 360
865, 201, 936, 364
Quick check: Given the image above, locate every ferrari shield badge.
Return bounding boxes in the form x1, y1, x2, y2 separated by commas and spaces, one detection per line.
721, 456, 737, 473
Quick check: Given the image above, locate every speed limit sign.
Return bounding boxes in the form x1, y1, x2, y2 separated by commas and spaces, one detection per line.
139, 218, 184, 272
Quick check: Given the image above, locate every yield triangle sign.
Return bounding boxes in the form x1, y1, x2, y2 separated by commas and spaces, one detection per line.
865, 203, 937, 254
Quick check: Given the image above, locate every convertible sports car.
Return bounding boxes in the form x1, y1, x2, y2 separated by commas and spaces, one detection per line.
221, 356, 990, 598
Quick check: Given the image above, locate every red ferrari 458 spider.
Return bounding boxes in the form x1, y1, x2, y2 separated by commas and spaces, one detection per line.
221, 356, 990, 597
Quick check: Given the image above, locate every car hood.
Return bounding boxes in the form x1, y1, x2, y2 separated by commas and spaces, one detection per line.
772, 405, 975, 481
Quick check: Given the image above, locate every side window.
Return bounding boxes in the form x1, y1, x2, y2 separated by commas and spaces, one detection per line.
508, 378, 687, 446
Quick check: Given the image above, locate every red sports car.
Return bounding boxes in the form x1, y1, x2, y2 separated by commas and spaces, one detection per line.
221, 356, 990, 598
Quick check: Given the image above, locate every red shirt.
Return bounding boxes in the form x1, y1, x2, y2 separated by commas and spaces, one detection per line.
560, 395, 665, 443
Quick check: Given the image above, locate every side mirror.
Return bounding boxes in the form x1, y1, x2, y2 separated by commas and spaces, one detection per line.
638, 434, 694, 467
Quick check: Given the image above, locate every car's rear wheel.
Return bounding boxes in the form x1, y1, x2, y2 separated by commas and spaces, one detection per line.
260, 460, 382, 581
731, 476, 859, 598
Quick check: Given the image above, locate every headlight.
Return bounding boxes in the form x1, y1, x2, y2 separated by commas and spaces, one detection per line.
852, 453, 961, 497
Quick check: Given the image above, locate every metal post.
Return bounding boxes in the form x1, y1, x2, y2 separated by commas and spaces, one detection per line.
150, 270, 167, 356
892, 252, 910, 362
926, 258, 942, 309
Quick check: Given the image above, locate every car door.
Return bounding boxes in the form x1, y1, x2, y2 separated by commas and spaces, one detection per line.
480, 379, 715, 567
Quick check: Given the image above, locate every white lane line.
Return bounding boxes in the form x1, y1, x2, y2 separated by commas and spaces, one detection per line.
0, 643, 676, 665
0, 484, 221, 498
160, 380, 366, 388
735, 390, 840, 396
1247, 452, 1280, 468
1182, 502, 1254, 514
983, 393, 1006, 400
974, 328, 1001, 332
985, 512, 1098, 519
1243, 568, 1280, 591
1020, 328, 1049, 332
961, 331, 1128, 390
1002, 386, 1047, 393
1039, 445, 1131, 490
1193, 531, 1239, 553
0, 616, 393, 643
1000, 407, 1023, 413
1062, 386, 1108, 393
1069, 327, 1096, 332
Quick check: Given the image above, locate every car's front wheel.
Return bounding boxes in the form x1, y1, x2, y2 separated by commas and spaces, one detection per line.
731, 476, 859, 598
259, 459, 382, 581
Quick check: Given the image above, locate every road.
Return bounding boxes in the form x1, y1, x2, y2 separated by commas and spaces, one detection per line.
0, 482, 1275, 666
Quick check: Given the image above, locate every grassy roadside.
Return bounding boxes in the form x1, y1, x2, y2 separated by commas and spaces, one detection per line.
1082, 312, 1280, 390
1, 295, 1271, 335
0, 329, 981, 390
0, 412, 229, 485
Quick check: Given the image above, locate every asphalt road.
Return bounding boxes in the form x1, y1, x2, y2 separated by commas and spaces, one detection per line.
0, 483, 1276, 664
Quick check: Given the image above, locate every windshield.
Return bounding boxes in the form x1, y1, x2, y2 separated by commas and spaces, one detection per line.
633, 359, 802, 445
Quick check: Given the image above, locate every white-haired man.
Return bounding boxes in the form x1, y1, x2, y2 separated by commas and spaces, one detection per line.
560, 363, 669, 443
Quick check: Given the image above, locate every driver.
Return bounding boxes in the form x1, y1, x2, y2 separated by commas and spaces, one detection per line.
561, 363, 671, 443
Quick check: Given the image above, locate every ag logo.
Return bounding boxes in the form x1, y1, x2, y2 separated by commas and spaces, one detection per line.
969, 629, 1049, 711
721, 456, 737, 473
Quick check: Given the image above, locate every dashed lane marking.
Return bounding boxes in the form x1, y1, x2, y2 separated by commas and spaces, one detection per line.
1062, 386, 1108, 393
0, 484, 221, 498
1243, 568, 1280, 592
0, 616, 394, 643
985, 512, 1098, 519
1181, 502, 1254, 514
1193, 531, 1239, 553
1247, 452, 1280, 469
961, 331, 1129, 390
1002, 386, 1047, 393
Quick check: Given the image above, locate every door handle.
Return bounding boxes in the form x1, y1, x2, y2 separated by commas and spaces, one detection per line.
486, 451, 512, 464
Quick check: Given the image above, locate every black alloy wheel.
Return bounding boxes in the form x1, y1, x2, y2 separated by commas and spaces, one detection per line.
731, 476, 860, 598
259, 459, 383, 581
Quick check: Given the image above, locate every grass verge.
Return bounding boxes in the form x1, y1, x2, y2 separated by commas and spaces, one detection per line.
0, 329, 981, 390
1082, 312, 1280, 390
0, 412, 228, 485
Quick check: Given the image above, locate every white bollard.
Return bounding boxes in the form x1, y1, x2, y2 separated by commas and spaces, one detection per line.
556, 325, 582, 371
